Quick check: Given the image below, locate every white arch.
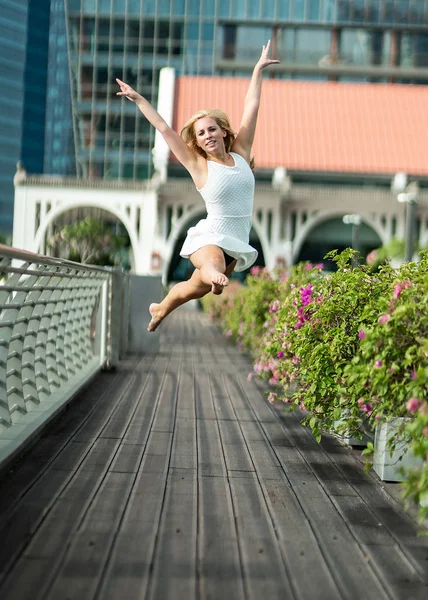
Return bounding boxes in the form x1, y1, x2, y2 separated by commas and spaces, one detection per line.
292, 210, 386, 263
34, 201, 139, 268
162, 207, 269, 281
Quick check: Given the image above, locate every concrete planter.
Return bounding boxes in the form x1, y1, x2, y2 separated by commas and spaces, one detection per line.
373, 418, 423, 482
333, 410, 372, 447
334, 425, 371, 447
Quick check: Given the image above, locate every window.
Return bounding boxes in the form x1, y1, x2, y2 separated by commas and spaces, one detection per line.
223, 25, 236, 59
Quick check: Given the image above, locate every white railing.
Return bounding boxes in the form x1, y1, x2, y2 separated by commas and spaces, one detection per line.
0, 244, 124, 470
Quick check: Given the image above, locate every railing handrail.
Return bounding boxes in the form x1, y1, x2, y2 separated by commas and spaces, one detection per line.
0, 244, 110, 274
0, 245, 131, 472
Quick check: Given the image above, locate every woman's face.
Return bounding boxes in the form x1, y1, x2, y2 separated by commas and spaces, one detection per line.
194, 117, 226, 154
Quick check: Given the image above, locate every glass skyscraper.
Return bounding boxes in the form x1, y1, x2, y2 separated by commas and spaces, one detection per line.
64, 0, 428, 182
0, 0, 51, 236
0, 1, 30, 235
44, 0, 76, 177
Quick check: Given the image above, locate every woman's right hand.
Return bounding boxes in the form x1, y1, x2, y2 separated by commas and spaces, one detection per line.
116, 78, 141, 102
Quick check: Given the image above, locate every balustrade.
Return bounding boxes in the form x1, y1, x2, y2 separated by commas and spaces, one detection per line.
0, 245, 125, 470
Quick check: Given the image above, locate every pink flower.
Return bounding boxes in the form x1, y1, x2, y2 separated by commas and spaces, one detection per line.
247, 373, 253, 381
393, 280, 411, 298
406, 397, 421, 413
277, 351, 284, 358
357, 398, 365, 407
378, 314, 390, 324
366, 249, 378, 265
423, 426, 428, 438
267, 392, 277, 404
269, 299, 280, 313
225, 330, 233, 337
358, 329, 365, 340
375, 360, 383, 367
410, 370, 417, 381
361, 403, 373, 414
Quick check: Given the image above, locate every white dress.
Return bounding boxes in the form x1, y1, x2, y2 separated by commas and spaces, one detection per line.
180, 152, 258, 272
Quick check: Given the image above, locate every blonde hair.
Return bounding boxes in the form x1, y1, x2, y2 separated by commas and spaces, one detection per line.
181, 109, 235, 156
181, 109, 255, 170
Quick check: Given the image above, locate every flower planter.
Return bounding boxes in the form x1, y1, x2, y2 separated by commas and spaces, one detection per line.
333, 425, 371, 447
333, 410, 372, 447
373, 418, 423, 482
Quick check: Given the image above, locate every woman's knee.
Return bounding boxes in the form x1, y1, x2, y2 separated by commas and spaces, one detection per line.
190, 245, 225, 270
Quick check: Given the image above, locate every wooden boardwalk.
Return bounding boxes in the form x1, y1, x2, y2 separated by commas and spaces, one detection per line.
0, 309, 427, 600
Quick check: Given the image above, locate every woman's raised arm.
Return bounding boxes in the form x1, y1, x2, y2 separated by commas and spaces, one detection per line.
116, 78, 198, 171
231, 41, 280, 163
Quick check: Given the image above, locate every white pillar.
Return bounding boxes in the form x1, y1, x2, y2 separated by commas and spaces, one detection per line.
152, 67, 175, 183
13, 185, 38, 252
136, 190, 159, 274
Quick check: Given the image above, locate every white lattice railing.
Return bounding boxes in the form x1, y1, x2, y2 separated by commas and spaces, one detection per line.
0, 244, 121, 469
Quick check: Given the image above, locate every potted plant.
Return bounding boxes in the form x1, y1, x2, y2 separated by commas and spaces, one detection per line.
345, 252, 428, 495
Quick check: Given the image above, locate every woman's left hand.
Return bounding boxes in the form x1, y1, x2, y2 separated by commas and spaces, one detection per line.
256, 40, 280, 70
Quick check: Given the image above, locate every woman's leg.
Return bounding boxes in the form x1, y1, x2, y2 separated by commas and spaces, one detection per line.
189, 245, 230, 295
147, 256, 237, 332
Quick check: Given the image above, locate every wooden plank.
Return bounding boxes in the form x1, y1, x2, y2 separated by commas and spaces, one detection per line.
0, 369, 129, 527
331, 495, 397, 547
294, 481, 391, 600
229, 476, 295, 599
272, 410, 360, 495
223, 374, 257, 422
42, 472, 134, 600
0, 469, 72, 580
97, 370, 176, 599
140, 431, 173, 475
169, 359, 196, 470
0, 438, 121, 594
0, 461, 48, 521
108, 442, 145, 473
209, 375, 236, 422
149, 371, 178, 433
263, 479, 343, 600
49, 440, 93, 471
307, 418, 428, 580
221, 441, 254, 473
0, 558, 52, 600
198, 475, 245, 600
197, 418, 226, 477
98, 472, 167, 600
70, 374, 141, 442
362, 544, 428, 600
194, 371, 217, 421
147, 469, 197, 600
98, 428, 173, 600
245, 440, 284, 481
238, 375, 278, 423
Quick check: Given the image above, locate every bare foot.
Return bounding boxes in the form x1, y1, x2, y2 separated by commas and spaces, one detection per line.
147, 303, 164, 332
211, 273, 229, 295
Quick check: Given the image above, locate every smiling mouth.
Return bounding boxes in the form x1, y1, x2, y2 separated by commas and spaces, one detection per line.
206, 140, 216, 147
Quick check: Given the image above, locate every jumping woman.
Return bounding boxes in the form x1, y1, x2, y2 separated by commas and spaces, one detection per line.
116, 41, 279, 332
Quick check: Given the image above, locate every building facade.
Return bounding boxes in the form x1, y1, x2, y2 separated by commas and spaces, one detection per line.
44, 0, 76, 177
0, 1, 30, 235
0, 0, 52, 236
64, 0, 428, 182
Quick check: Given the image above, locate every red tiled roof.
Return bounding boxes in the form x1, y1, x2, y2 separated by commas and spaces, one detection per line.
173, 77, 428, 176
